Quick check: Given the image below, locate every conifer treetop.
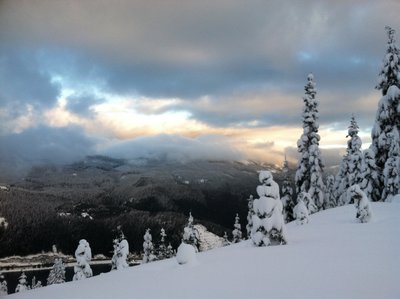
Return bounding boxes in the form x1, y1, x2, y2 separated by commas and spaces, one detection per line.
376, 26, 400, 95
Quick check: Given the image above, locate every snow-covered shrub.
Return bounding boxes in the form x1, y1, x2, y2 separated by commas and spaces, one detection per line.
300, 191, 317, 215
0, 272, 8, 296
166, 243, 175, 258
31, 276, 42, 289
295, 73, 325, 211
246, 195, 254, 238
232, 213, 242, 243
73, 239, 93, 281
15, 272, 29, 293
157, 228, 168, 260
349, 185, 373, 223
294, 194, 310, 225
222, 232, 230, 246
142, 228, 156, 263
182, 212, 200, 251
176, 242, 196, 265
251, 171, 287, 246
47, 258, 66, 285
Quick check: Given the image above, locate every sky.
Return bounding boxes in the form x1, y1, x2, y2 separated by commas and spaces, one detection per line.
0, 0, 399, 175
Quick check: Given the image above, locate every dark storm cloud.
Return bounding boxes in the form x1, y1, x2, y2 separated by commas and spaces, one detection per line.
1, 0, 398, 103
0, 125, 97, 178
66, 92, 105, 117
0, 0, 398, 168
0, 46, 61, 111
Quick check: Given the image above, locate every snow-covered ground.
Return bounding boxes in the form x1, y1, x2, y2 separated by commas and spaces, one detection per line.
9, 202, 400, 299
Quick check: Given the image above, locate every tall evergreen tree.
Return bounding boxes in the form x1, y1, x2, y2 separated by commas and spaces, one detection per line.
383, 133, 400, 201
371, 26, 400, 197
295, 73, 325, 212
347, 115, 363, 186
232, 213, 242, 243
246, 195, 254, 238
281, 157, 294, 222
47, 258, 66, 285
334, 152, 350, 206
359, 149, 381, 202
335, 116, 363, 205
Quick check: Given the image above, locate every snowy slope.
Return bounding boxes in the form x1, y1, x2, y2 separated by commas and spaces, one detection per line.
9, 202, 400, 299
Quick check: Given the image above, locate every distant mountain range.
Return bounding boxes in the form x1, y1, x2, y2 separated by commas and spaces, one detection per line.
0, 155, 291, 258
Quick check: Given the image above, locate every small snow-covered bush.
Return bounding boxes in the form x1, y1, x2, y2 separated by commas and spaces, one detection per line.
47, 258, 66, 285
349, 185, 373, 223
0, 272, 8, 296
294, 193, 310, 225
176, 242, 196, 265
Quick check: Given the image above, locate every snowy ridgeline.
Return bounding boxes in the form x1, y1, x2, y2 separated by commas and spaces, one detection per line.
8, 202, 400, 299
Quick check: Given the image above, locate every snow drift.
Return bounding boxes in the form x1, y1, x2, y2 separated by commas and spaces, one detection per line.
9, 202, 400, 299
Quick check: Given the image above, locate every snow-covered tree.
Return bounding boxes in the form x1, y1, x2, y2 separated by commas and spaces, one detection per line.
73, 239, 93, 281
324, 175, 336, 209
142, 228, 156, 263
298, 191, 317, 215
47, 258, 66, 285
335, 116, 363, 205
281, 157, 295, 222
383, 132, 400, 202
359, 149, 381, 202
251, 171, 287, 246
349, 185, 373, 223
111, 237, 129, 270
222, 232, 230, 246
246, 195, 254, 238
31, 276, 42, 289
182, 212, 200, 251
293, 194, 310, 225
295, 73, 325, 211
166, 243, 175, 258
15, 272, 29, 293
347, 115, 363, 186
0, 272, 8, 296
232, 213, 242, 243
376, 26, 400, 95
371, 26, 400, 197
157, 228, 168, 260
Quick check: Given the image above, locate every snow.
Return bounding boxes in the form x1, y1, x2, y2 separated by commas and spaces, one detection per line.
176, 242, 197, 265
0, 217, 8, 229
8, 202, 400, 299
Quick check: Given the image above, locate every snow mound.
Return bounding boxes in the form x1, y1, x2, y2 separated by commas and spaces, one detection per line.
176, 243, 196, 265
9, 202, 400, 299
